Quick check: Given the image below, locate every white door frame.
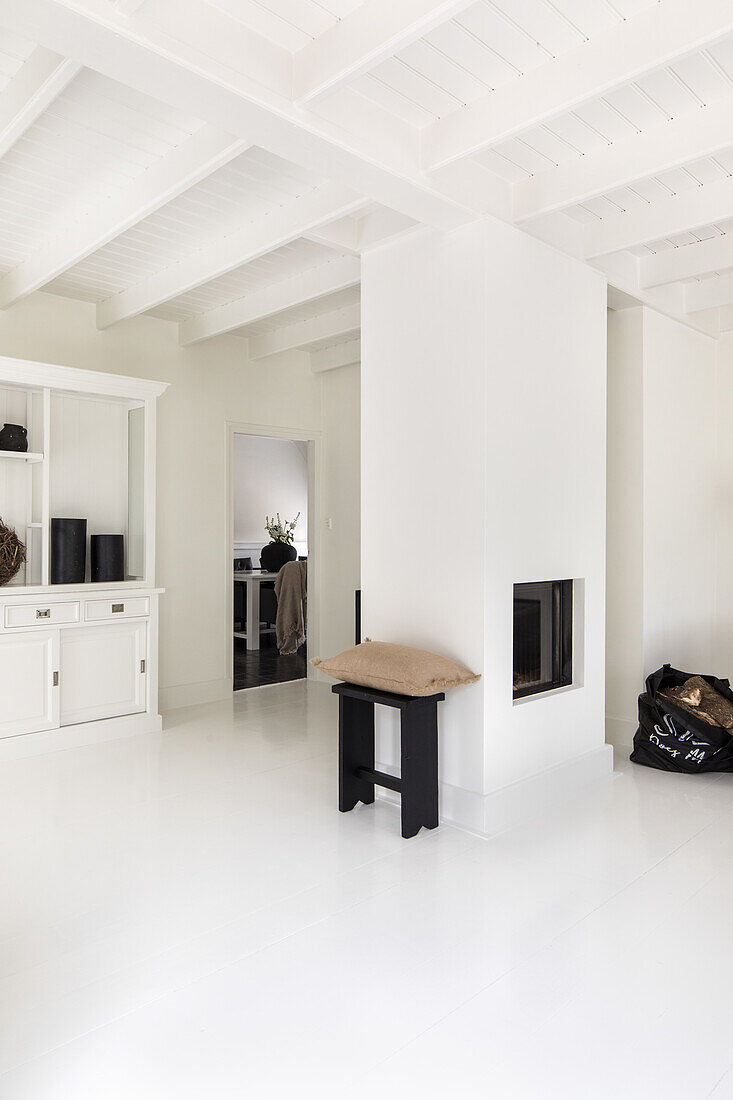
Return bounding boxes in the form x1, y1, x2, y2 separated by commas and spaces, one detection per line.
225, 421, 323, 687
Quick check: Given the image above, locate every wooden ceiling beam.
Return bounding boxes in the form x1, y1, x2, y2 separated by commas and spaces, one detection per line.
248, 303, 361, 358
0, 0, 483, 231
0, 46, 80, 162
514, 92, 733, 223
310, 338, 361, 372
179, 255, 361, 345
0, 128, 250, 308
293, 0, 474, 103
97, 183, 364, 327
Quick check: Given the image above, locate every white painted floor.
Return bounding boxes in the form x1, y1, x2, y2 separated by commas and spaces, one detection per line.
1, 681, 732, 1099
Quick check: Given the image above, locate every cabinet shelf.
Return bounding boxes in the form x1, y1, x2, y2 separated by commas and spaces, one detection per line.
0, 450, 44, 463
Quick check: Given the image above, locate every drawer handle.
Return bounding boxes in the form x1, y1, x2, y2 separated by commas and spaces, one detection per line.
111, 603, 124, 614
36, 608, 51, 619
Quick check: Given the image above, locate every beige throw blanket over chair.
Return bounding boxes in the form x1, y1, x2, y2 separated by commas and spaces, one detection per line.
274, 560, 307, 655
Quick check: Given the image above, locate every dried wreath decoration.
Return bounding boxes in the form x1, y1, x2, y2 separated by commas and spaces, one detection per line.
0, 517, 26, 586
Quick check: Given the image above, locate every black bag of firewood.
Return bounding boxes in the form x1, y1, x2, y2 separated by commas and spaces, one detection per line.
631, 664, 733, 772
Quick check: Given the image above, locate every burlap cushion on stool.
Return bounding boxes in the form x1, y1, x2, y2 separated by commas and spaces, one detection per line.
311, 639, 480, 697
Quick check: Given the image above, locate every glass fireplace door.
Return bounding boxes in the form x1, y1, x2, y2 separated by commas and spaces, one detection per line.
513, 580, 572, 699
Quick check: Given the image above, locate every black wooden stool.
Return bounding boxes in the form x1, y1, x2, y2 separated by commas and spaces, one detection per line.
332, 682, 444, 838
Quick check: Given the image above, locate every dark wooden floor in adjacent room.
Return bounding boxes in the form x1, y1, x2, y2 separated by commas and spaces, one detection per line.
233, 635, 307, 691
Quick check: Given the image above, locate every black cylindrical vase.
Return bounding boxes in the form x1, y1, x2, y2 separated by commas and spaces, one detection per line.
90, 534, 124, 583
51, 518, 87, 584
260, 542, 297, 572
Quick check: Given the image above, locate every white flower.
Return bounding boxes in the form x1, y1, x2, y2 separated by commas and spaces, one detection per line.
265, 511, 300, 545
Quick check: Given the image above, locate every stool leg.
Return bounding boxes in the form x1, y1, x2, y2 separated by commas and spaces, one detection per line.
339, 695, 375, 812
400, 702, 439, 838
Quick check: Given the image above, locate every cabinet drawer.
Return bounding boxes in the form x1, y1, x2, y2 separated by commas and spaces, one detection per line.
4, 602, 80, 629
85, 597, 149, 622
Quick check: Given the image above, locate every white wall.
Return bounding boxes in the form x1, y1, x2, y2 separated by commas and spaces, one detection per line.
0, 292, 360, 709
233, 434, 308, 563
643, 310, 717, 675
606, 307, 718, 747
606, 308, 645, 748
481, 217, 609, 815
362, 225, 487, 813
362, 220, 611, 835
319, 363, 361, 659
716, 332, 733, 678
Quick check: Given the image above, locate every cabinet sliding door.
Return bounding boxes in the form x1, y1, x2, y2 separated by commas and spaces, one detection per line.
0, 631, 57, 737
60, 623, 146, 726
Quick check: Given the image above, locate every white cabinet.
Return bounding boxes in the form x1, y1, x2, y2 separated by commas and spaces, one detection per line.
0, 587, 159, 747
60, 621, 147, 726
0, 630, 57, 737
0, 355, 166, 752
0, 588, 158, 747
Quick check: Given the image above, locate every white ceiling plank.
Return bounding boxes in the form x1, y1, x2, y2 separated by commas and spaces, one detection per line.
422, 0, 733, 171
515, 93, 733, 223
585, 175, 733, 259
0, 46, 81, 162
684, 274, 733, 313
293, 0, 474, 104
96, 183, 365, 328
0, 0, 480, 231
640, 236, 733, 289
248, 303, 361, 358
303, 217, 362, 255
0, 128, 250, 308
310, 338, 361, 373
179, 255, 361, 345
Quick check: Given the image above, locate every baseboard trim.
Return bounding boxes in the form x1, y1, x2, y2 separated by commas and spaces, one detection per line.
378, 744, 614, 837
478, 745, 615, 836
0, 712, 163, 761
606, 714, 637, 751
159, 677, 232, 711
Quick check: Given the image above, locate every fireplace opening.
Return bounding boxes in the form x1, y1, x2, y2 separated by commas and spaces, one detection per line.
513, 580, 573, 699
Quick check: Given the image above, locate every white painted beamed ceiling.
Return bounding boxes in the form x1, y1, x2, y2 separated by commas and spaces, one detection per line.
0, 0, 731, 370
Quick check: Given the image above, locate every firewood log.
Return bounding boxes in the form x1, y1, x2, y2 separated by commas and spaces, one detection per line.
660, 676, 733, 729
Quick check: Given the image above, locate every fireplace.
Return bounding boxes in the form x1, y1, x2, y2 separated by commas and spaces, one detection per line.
513, 580, 573, 699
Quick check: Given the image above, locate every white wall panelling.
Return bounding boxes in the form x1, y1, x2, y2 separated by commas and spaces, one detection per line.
50, 392, 128, 580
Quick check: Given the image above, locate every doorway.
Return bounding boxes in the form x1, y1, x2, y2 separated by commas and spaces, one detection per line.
228, 426, 318, 692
